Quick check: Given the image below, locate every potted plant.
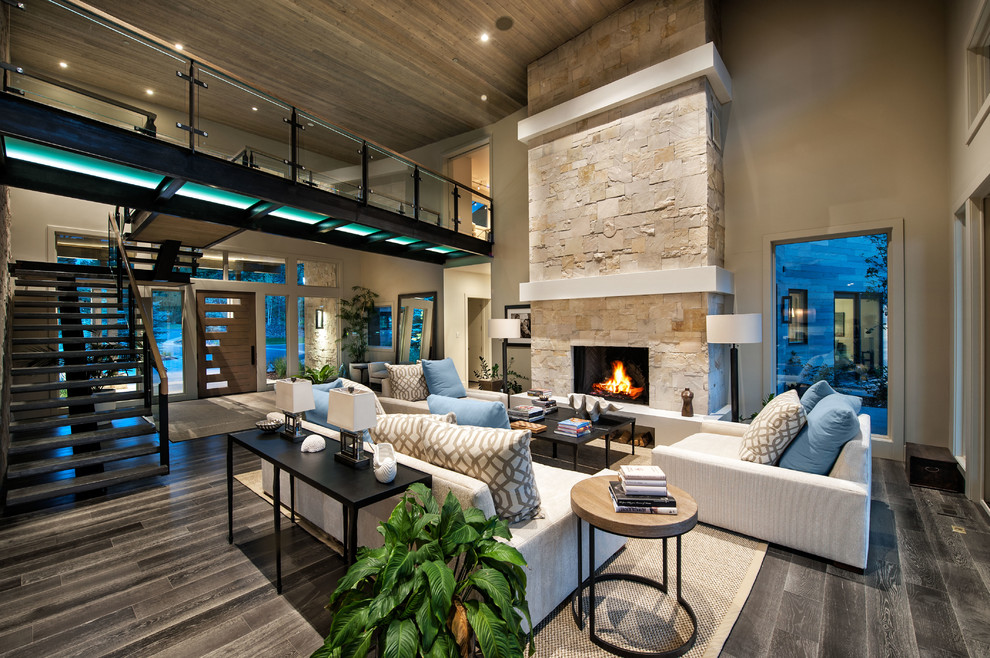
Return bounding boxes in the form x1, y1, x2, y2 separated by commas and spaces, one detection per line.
472, 356, 525, 394
300, 362, 337, 385
313, 483, 534, 658
338, 285, 379, 379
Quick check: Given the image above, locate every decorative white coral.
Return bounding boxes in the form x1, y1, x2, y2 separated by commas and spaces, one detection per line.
300, 435, 326, 453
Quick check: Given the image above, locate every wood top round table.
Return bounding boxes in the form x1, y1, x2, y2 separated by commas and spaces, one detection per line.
570, 476, 700, 658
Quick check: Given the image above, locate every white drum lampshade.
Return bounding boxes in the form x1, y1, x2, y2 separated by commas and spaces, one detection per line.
326, 387, 378, 432
489, 318, 521, 340
706, 313, 762, 345
275, 378, 315, 413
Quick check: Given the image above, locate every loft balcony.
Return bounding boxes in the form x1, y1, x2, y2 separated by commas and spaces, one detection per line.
0, 0, 493, 265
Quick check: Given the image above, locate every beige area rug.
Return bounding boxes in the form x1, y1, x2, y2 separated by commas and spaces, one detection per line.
167, 391, 276, 441
235, 468, 765, 657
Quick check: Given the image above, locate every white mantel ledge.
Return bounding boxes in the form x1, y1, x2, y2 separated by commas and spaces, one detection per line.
519, 266, 733, 302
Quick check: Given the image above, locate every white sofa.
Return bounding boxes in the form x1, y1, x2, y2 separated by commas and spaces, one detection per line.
651, 415, 872, 569
263, 416, 626, 627
376, 377, 506, 414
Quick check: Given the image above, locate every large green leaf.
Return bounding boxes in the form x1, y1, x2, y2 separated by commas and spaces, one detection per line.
327, 600, 370, 648
329, 558, 383, 605
367, 590, 399, 628
411, 512, 441, 540
423, 633, 457, 658
465, 569, 514, 620
441, 523, 481, 553
412, 539, 444, 564
479, 542, 527, 567
421, 560, 455, 619
462, 507, 487, 526
463, 600, 517, 658
379, 545, 412, 591
414, 592, 440, 651
407, 482, 440, 514
383, 618, 419, 658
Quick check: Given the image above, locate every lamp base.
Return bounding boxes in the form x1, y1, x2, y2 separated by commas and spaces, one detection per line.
334, 452, 370, 469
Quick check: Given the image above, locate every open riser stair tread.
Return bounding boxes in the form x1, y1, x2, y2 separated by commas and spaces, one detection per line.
12, 360, 141, 375
11, 390, 146, 412
13, 311, 126, 319
9, 420, 158, 454
11, 324, 130, 332
12, 336, 131, 346
4, 465, 169, 507
13, 300, 125, 308
10, 406, 152, 433
10, 375, 142, 393
14, 277, 117, 287
11, 348, 139, 360
13, 288, 117, 297
6, 443, 162, 479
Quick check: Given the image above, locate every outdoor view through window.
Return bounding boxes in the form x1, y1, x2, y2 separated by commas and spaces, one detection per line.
775, 233, 888, 435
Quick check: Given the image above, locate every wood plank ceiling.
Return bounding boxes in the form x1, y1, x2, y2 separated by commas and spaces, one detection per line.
11, 0, 632, 153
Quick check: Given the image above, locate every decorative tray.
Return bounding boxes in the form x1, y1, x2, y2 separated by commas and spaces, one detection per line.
256, 419, 283, 432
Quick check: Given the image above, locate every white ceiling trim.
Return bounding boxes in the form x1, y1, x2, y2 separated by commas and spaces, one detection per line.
517, 42, 732, 144
519, 266, 734, 302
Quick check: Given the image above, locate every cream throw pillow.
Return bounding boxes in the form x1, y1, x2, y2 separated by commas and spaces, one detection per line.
422, 424, 542, 524
740, 389, 807, 465
386, 363, 430, 401
369, 412, 456, 461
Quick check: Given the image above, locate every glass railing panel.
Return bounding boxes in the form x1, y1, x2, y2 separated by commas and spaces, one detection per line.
419, 170, 456, 230
195, 65, 292, 173
468, 193, 492, 241
8, 0, 189, 146
366, 145, 415, 217
296, 112, 363, 199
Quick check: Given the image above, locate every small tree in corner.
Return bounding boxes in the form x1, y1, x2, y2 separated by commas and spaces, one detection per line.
338, 285, 379, 364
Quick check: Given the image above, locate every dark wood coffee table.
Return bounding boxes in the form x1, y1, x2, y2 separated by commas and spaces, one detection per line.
570, 476, 699, 657
227, 428, 431, 593
529, 406, 635, 470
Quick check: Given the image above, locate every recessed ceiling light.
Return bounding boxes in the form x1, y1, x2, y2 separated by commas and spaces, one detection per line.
58, 61, 68, 69
481, 94, 488, 101
480, 32, 490, 42
251, 106, 258, 111
145, 89, 154, 96
174, 43, 184, 51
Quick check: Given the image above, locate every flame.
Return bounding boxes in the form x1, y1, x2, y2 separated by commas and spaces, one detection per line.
591, 360, 644, 400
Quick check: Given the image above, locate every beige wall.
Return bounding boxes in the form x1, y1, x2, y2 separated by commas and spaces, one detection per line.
721, 0, 950, 447
948, 0, 990, 206
442, 266, 491, 385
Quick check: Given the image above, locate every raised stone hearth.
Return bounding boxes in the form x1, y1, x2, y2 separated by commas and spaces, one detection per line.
523, 0, 729, 414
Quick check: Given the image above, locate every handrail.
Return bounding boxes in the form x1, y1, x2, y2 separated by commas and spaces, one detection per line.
60, 0, 492, 206
107, 213, 168, 395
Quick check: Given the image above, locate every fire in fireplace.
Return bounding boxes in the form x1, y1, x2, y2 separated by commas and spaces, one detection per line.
572, 346, 649, 406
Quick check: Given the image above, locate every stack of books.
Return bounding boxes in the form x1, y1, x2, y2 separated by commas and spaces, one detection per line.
555, 417, 592, 438
527, 388, 553, 398
609, 465, 677, 514
531, 397, 557, 411
508, 404, 545, 422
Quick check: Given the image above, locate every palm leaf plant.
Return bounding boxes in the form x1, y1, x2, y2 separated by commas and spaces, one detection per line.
313, 483, 535, 658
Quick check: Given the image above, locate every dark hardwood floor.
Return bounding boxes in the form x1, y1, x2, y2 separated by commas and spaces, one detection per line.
723, 459, 990, 658
1, 436, 988, 657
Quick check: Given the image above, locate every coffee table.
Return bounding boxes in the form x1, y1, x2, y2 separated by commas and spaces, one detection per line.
227, 428, 431, 593
570, 476, 699, 657
530, 406, 635, 470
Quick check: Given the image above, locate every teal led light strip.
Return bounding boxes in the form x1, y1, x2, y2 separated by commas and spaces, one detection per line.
270, 207, 327, 224
426, 245, 457, 254
386, 236, 419, 245
336, 223, 378, 236
4, 137, 164, 189
175, 183, 259, 209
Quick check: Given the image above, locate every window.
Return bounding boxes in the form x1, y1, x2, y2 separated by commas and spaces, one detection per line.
265, 295, 288, 383
774, 233, 889, 435
151, 289, 184, 394
55, 231, 109, 267
368, 305, 393, 348
228, 253, 285, 283
297, 259, 339, 287
192, 249, 224, 280
967, 2, 990, 134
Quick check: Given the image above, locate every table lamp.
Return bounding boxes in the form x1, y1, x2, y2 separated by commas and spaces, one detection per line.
489, 318, 521, 409
328, 386, 378, 468
706, 313, 762, 423
275, 378, 315, 440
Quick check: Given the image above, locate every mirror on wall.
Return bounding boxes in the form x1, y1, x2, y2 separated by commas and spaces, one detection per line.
396, 292, 436, 363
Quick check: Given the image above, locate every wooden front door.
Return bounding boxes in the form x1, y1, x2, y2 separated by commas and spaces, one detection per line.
196, 291, 257, 397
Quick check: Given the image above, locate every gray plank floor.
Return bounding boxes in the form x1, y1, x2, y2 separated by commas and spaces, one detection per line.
1, 437, 989, 657
723, 458, 990, 658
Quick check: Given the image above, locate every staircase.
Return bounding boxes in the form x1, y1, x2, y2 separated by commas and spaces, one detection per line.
2, 260, 169, 510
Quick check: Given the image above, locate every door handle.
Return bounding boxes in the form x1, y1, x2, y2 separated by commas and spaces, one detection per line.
251, 345, 256, 366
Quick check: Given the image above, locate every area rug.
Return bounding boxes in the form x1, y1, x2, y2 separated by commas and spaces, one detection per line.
234, 468, 765, 657
167, 391, 276, 441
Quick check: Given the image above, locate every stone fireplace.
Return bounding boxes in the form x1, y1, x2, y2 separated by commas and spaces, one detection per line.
519, 0, 733, 415
573, 345, 650, 406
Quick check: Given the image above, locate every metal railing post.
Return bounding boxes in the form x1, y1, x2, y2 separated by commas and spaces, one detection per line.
361, 141, 369, 205
451, 184, 461, 233
143, 335, 152, 408
414, 165, 421, 222
158, 390, 169, 469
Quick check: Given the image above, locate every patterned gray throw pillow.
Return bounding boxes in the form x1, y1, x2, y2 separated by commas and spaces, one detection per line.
740, 389, 807, 465
385, 363, 430, 401
369, 412, 456, 461
423, 425, 542, 524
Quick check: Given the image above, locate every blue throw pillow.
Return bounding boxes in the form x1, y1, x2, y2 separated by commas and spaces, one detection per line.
799, 379, 863, 415
422, 358, 468, 398
427, 394, 510, 429
779, 394, 861, 475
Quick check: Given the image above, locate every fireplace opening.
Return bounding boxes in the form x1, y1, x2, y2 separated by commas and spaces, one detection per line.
572, 346, 649, 406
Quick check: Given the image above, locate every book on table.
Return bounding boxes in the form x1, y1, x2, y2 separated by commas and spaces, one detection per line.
620, 481, 669, 496
619, 464, 666, 481
608, 481, 676, 507
508, 405, 545, 421
608, 487, 678, 514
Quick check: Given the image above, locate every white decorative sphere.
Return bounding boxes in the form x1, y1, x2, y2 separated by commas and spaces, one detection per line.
300, 435, 326, 453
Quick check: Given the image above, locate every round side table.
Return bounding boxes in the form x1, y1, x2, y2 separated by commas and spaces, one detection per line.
570, 476, 699, 658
